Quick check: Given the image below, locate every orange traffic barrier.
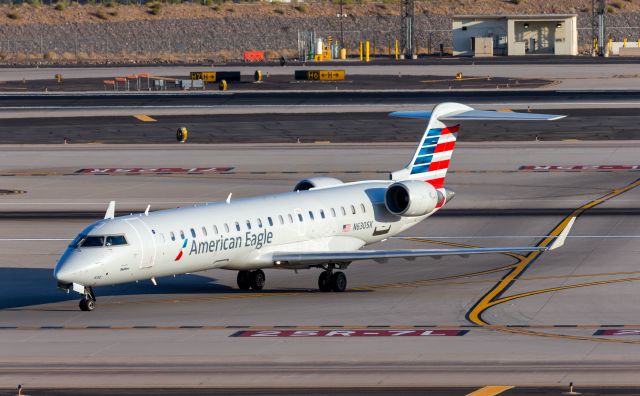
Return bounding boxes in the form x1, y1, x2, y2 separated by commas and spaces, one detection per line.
244, 51, 265, 62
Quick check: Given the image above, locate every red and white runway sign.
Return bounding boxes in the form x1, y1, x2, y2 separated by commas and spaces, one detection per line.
594, 329, 640, 336
520, 165, 640, 171
230, 329, 469, 337
75, 167, 234, 174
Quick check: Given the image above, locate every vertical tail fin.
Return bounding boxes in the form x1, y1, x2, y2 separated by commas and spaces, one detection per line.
390, 102, 472, 189
389, 103, 565, 188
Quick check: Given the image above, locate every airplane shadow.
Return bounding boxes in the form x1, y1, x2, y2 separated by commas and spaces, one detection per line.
0, 267, 325, 310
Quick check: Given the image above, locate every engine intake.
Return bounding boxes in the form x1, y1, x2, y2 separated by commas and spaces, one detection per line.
385, 180, 440, 217
294, 177, 343, 191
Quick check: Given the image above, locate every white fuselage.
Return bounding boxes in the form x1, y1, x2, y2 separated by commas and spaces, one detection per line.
54, 180, 434, 288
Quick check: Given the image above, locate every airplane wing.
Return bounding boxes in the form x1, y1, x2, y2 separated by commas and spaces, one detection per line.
272, 218, 574, 267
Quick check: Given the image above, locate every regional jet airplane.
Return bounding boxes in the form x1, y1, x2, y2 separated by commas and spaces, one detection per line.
54, 102, 572, 311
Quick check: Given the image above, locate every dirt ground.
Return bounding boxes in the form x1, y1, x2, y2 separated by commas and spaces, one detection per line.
1, 0, 638, 26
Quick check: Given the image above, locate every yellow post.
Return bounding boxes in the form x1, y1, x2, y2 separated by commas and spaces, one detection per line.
593, 37, 598, 53
608, 37, 613, 54
623, 37, 627, 48
365, 40, 370, 62
395, 39, 399, 60
359, 41, 363, 61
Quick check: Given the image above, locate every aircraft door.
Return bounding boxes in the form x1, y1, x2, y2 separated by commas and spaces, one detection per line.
154, 232, 167, 266
125, 218, 156, 269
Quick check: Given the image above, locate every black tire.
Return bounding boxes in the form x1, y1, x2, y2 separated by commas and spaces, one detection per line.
79, 298, 95, 312
330, 271, 347, 292
237, 270, 251, 290
318, 271, 332, 292
250, 270, 265, 291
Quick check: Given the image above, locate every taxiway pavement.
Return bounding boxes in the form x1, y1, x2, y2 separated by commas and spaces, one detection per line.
0, 143, 639, 387
2, 108, 640, 144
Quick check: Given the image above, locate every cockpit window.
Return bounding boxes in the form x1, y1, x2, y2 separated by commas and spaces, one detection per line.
106, 235, 127, 246
80, 236, 105, 247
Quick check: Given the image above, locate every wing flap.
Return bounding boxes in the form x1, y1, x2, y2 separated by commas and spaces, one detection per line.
272, 246, 547, 267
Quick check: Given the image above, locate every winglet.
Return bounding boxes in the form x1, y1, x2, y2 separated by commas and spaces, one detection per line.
104, 201, 116, 220
549, 217, 576, 250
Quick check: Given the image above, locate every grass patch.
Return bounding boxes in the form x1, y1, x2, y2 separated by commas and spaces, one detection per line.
54, 1, 65, 10
94, 9, 108, 19
294, 4, 308, 13
7, 10, 19, 19
148, 2, 161, 15
273, 8, 284, 14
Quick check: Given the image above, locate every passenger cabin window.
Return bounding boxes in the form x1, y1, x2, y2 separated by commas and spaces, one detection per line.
190, 228, 196, 238
106, 235, 127, 246
180, 230, 185, 239
341, 207, 346, 216
257, 218, 263, 228
360, 203, 366, 213
201, 226, 208, 236
235, 222, 240, 232
298, 213, 304, 222
288, 214, 294, 223
267, 217, 273, 227
350, 205, 356, 215
170, 232, 176, 241
320, 209, 326, 219
331, 208, 336, 217
279, 215, 284, 225
81, 236, 104, 247
224, 223, 230, 233
213, 225, 219, 234
308, 211, 315, 220
246, 220, 252, 230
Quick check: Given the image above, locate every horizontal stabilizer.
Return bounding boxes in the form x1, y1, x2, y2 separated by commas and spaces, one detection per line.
390, 109, 565, 121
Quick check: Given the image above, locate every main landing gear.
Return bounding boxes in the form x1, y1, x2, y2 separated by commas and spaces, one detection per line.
79, 286, 96, 312
237, 270, 265, 291
318, 268, 347, 292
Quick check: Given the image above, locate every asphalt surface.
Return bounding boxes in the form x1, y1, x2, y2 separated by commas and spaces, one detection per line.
3, 90, 640, 109
1, 108, 640, 144
0, 74, 551, 93
1, 143, 640, 388
1, 386, 638, 395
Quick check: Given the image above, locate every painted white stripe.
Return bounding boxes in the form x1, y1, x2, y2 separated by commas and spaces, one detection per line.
393, 235, 640, 239
0, 238, 72, 241
432, 150, 453, 162
422, 169, 448, 179
436, 134, 457, 144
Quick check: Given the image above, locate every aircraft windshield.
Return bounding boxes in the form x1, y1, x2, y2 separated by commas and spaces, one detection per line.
70, 234, 128, 248
81, 236, 105, 247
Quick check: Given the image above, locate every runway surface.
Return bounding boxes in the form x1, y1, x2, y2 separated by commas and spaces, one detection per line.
2, 108, 640, 144
1, 143, 640, 389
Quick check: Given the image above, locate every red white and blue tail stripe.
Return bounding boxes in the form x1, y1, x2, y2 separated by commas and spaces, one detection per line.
389, 103, 566, 189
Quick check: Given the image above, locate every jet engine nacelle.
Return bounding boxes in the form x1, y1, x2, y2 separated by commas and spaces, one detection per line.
294, 177, 344, 191
384, 180, 440, 217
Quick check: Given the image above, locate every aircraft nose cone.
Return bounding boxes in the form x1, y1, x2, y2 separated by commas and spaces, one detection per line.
54, 252, 85, 283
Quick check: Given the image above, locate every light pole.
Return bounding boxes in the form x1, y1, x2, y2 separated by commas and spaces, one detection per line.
337, 0, 346, 48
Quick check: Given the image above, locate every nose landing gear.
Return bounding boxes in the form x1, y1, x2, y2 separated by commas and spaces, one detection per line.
79, 287, 96, 312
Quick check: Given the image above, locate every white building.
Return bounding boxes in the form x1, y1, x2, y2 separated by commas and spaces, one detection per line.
452, 14, 578, 56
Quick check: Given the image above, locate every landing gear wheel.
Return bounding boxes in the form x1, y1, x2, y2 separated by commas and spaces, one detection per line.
250, 269, 265, 291
330, 271, 347, 292
79, 297, 95, 312
237, 270, 251, 290
318, 271, 332, 292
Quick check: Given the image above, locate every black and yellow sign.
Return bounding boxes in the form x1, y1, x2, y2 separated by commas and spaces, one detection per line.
295, 70, 346, 81
190, 71, 241, 83
190, 71, 217, 82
